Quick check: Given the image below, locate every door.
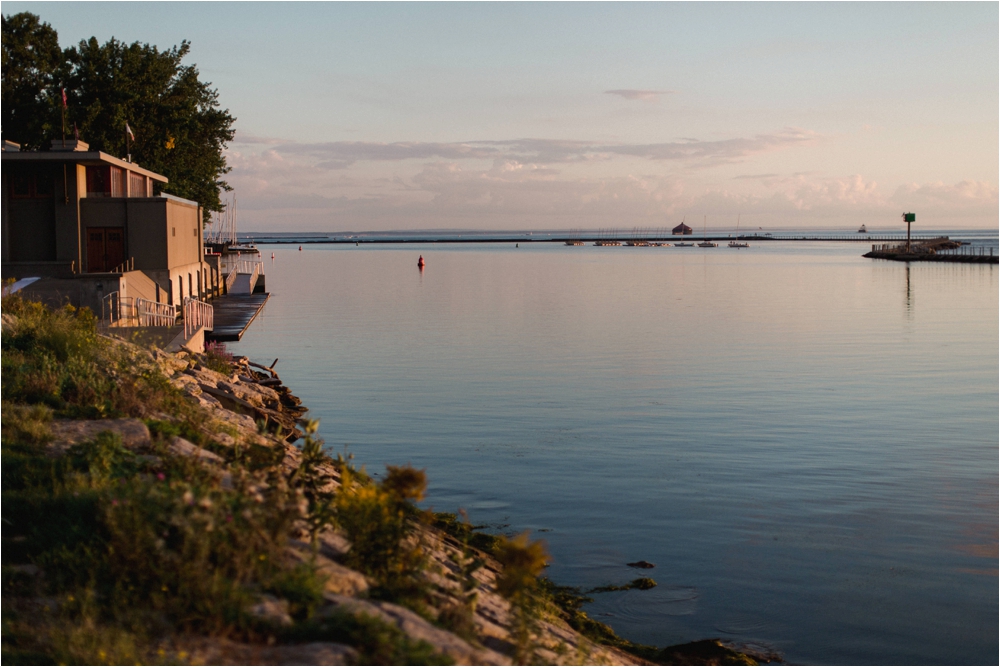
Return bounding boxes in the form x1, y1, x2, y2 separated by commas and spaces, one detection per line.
105, 229, 124, 270
86, 227, 126, 272
87, 228, 106, 272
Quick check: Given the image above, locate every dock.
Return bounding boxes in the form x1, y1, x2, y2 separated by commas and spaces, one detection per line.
863, 238, 997, 264
206, 293, 270, 342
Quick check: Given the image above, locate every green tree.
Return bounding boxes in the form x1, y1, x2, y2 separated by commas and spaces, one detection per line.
1, 12, 235, 223
1, 12, 63, 149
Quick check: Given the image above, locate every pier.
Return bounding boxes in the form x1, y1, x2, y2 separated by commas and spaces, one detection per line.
863, 238, 997, 264
205, 293, 270, 342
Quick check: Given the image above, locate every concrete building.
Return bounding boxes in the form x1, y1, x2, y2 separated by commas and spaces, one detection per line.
1, 138, 218, 312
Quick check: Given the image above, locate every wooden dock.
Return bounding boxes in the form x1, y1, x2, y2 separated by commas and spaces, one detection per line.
206, 293, 269, 342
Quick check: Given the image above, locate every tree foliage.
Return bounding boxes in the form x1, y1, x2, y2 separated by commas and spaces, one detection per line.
1, 12, 235, 222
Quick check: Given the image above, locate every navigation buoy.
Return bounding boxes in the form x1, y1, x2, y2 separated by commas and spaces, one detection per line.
298, 245, 302, 251
417, 255, 425, 269
271, 252, 275, 260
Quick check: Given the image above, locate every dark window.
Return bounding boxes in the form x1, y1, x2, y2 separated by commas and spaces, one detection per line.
86, 166, 111, 197
10, 169, 55, 198
11, 173, 32, 197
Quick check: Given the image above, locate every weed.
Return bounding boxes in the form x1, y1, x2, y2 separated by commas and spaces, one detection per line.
335, 464, 429, 606
436, 510, 484, 641
494, 532, 549, 665
201, 341, 234, 375
287, 420, 337, 545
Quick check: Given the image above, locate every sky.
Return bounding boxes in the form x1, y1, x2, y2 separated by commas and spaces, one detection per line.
9, 2, 999, 232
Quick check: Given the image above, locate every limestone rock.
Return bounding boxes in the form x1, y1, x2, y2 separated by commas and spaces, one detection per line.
173, 636, 356, 666
168, 436, 225, 464
319, 594, 510, 665
248, 595, 292, 627
48, 418, 151, 456
285, 543, 369, 596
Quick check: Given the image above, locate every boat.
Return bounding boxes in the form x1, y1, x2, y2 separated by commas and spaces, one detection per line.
729, 214, 749, 248
858, 224, 868, 233
675, 242, 694, 247
698, 216, 718, 247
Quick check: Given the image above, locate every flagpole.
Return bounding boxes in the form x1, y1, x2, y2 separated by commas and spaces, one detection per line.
60, 88, 67, 147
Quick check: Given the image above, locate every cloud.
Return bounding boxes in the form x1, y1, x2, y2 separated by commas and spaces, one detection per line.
605, 89, 676, 101
229, 128, 818, 171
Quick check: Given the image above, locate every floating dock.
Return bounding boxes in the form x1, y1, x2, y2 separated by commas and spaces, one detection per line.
206, 293, 270, 342
863, 238, 997, 264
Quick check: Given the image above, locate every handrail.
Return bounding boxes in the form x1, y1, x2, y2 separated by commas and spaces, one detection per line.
225, 267, 238, 293
100, 292, 136, 328
110, 257, 135, 274
135, 297, 177, 327
235, 258, 264, 275
248, 262, 260, 292
182, 297, 214, 339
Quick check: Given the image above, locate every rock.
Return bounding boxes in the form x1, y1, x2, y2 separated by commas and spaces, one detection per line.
316, 530, 352, 559
172, 636, 357, 666
318, 594, 509, 665
627, 560, 656, 569
48, 418, 151, 456
285, 543, 369, 596
168, 436, 225, 464
1, 313, 17, 335
248, 595, 292, 627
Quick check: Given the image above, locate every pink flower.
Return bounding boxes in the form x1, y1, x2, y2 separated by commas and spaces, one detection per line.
111, 499, 119, 506
157, 473, 166, 481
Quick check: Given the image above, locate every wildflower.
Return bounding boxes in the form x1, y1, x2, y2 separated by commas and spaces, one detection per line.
182, 490, 194, 505
111, 499, 119, 506
157, 472, 166, 481
226, 514, 233, 522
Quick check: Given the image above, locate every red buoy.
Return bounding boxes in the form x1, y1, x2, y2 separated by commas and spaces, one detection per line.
417, 255, 425, 268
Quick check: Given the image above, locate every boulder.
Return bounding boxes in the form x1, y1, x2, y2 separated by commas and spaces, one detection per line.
48, 418, 151, 456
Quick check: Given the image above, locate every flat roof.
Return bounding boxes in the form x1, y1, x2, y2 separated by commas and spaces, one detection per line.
1, 150, 168, 183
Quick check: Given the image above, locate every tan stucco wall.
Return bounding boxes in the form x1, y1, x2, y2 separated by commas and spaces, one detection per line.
166, 199, 201, 269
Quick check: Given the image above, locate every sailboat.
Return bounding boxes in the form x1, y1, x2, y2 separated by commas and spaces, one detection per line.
697, 216, 718, 247
728, 214, 749, 248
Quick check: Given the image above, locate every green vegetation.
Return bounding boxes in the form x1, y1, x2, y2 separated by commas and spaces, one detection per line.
0, 296, 448, 664
2, 11, 235, 221
2, 295, 763, 665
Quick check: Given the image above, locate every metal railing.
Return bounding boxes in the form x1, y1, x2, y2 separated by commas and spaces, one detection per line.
225, 267, 238, 293
235, 258, 264, 275
110, 257, 135, 274
182, 297, 214, 339
938, 245, 996, 257
136, 297, 177, 327
100, 292, 136, 328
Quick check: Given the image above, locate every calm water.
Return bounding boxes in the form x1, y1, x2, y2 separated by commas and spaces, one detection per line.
231, 240, 998, 665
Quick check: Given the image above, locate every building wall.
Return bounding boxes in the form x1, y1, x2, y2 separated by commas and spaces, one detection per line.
166, 198, 202, 269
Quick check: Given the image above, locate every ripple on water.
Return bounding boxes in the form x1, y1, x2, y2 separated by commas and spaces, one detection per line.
589, 585, 700, 622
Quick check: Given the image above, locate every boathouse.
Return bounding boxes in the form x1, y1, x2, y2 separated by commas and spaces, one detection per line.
672, 222, 693, 235
1, 139, 218, 311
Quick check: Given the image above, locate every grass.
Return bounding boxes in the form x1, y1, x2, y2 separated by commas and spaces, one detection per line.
0, 295, 456, 664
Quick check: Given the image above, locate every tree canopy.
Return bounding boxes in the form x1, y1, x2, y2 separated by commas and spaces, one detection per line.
1, 12, 235, 222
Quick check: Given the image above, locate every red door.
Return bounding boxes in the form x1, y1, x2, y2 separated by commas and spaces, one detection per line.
87, 228, 106, 272
86, 227, 126, 272
105, 229, 124, 270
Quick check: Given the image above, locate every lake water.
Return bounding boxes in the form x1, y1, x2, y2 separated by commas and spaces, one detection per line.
230, 239, 998, 665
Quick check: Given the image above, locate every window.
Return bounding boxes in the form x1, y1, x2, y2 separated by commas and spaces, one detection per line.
10, 169, 54, 198
172, 227, 176, 237
86, 166, 111, 197
129, 171, 146, 197
110, 166, 125, 197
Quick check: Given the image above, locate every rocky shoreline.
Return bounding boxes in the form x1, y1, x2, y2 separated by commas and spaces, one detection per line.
1, 297, 775, 665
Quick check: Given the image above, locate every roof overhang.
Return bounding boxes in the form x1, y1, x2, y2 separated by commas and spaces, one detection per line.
1, 151, 168, 183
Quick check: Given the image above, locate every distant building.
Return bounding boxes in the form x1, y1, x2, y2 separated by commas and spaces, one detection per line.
672, 223, 693, 235
1, 139, 217, 311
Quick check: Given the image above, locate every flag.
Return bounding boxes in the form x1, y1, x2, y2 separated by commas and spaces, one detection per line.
73, 123, 79, 141
126, 123, 135, 141
61, 88, 67, 108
